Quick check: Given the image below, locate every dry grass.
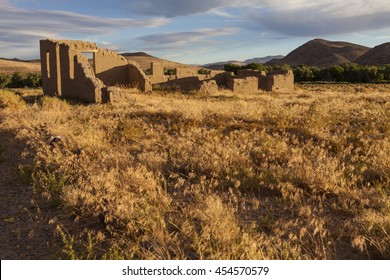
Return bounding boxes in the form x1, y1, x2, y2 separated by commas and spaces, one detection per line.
0, 59, 41, 74
1, 83, 389, 259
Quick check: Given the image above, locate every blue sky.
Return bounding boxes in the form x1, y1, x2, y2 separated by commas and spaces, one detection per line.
1, 0, 389, 64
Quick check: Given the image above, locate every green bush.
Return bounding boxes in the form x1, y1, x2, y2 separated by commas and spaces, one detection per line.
0, 74, 12, 88
25, 73, 42, 88
165, 69, 176, 75
10, 72, 27, 88
198, 68, 211, 75
1, 72, 42, 88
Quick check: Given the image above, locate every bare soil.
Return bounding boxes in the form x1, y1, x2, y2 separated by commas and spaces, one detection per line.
0, 129, 61, 259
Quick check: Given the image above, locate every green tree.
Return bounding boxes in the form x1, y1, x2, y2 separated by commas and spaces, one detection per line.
224, 63, 241, 75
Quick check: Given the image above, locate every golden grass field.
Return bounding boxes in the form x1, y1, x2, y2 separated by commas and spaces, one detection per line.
0, 59, 41, 74
0, 83, 389, 259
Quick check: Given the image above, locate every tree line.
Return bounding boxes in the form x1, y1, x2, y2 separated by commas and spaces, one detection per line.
224, 63, 390, 83
1, 63, 390, 89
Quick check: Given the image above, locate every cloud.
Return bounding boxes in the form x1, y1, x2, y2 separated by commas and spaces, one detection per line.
127, 0, 228, 17
246, 1, 390, 37
0, 5, 168, 33
137, 28, 239, 48
0, 2, 168, 58
123, 0, 390, 37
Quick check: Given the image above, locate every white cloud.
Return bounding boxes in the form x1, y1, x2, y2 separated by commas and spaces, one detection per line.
138, 28, 239, 47
245, 1, 390, 36
0, 2, 168, 58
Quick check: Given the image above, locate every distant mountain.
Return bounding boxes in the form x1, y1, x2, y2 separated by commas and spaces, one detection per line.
203, 56, 284, 70
267, 39, 371, 67
120, 52, 155, 58
243, 55, 284, 65
120, 52, 199, 71
202, 60, 244, 70
354, 43, 390, 65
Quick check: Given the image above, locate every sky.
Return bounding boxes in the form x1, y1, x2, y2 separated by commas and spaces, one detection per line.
0, 0, 389, 64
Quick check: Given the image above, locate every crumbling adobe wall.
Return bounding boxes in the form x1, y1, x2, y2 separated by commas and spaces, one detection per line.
212, 71, 232, 88
72, 53, 105, 103
40, 39, 152, 103
156, 76, 201, 91
40, 39, 62, 97
237, 69, 266, 78
149, 62, 167, 84
41, 39, 104, 102
227, 76, 259, 93
128, 60, 152, 92
149, 67, 229, 91
155, 76, 217, 94
199, 80, 219, 94
176, 68, 199, 79
237, 69, 266, 89
95, 49, 129, 86
260, 70, 294, 93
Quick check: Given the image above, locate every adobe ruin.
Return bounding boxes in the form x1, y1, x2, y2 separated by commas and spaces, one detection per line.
40, 39, 294, 103
40, 39, 151, 103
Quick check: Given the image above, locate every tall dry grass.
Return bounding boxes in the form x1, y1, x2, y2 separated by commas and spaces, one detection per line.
1, 84, 389, 259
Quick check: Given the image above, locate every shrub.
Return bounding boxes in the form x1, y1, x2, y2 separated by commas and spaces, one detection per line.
25, 73, 42, 88
165, 69, 176, 75
198, 68, 211, 75
1, 72, 42, 88
0, 74, 12, 88
10, 72, 27, 88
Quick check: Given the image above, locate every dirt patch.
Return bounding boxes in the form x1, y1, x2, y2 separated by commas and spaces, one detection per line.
0, 129, 62, 259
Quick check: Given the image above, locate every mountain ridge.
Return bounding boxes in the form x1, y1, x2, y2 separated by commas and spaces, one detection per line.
203, 56, 284, 70
266, 39, 371, 67
354, 43, 390, 65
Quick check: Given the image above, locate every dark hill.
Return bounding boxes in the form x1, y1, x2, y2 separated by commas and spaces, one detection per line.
267, 39, 370, 67
120, 52, 155, 58
355, 43, 390, 65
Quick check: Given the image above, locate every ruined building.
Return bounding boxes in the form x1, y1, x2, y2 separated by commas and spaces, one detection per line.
227, 69, 294, 93
40, 39, 294, 103
40, 39, 151, 103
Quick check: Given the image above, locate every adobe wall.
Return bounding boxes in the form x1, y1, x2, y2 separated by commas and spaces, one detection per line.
156, 76, 201, 91
40, 39, 152, 103
176, 68, 199, 79
233, 69, 294, 93
260, 70, 294, 93
199, 80, 219, 94
154, 76, 218, 94
149, 62, 167, 84
41, 40, 104, 102
212, 71, 232, 88
95, 49, 129, 86
227, 76, 259, 93
149, 67, 230, 91
72, 53, 105, 103
128, 60, 152, 92
237, 69, 266, 78
40, 40, 62, 97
